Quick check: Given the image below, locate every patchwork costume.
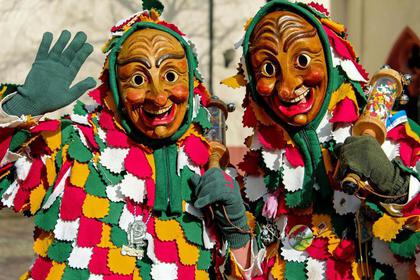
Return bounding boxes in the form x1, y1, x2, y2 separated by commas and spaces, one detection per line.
0, 6, 259, 280
224, 1, 420, 279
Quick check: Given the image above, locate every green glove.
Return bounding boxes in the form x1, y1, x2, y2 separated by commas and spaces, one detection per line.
3, 30, 97, 116
190, 168, 251, 248
336, 135, 409, 203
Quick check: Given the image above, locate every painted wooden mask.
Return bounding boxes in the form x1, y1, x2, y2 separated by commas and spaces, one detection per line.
249, 11, 328, 126
117, 29, 189, 139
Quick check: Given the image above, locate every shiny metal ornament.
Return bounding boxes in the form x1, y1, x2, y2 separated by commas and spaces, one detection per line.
260, 222, 279, 246
122, 219, 148, 259
399, 94, 410, 105
287, 224, 313, 251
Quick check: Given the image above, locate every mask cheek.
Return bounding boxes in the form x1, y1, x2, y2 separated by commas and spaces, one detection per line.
256, 78, 275, 96
125, 88, 146, 104
170, 85, 189, 103
303, 66, 325, 87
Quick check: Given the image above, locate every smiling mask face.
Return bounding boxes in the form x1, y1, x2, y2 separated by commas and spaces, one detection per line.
249, 11, 328, 126
117, 29, 189, 139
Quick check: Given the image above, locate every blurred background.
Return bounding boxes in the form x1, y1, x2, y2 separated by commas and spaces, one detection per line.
0, 0, 419, 278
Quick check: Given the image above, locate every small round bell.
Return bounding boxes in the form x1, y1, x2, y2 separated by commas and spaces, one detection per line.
399, 94, 410, 105
402, 74, 413, 86
381, 64, 391, 69
227, 103, 236, 112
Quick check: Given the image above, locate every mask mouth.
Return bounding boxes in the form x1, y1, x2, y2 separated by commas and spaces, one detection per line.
275, 85, 314, 118
131, 103, 177, 126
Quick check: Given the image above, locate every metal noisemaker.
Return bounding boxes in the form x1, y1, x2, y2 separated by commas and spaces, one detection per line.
205, 97, 235, 169
341, 66, 412, 194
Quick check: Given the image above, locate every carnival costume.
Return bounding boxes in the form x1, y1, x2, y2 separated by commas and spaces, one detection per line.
0, 3, 258, 279
223, 1, 420, 279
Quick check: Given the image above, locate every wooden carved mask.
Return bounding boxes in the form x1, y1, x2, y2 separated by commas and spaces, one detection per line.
250, 11, 328, 126
117, 29, 189, 139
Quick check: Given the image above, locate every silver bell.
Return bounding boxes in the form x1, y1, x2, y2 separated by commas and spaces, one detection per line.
399, 94, 410, 105
402, 74, 413, 86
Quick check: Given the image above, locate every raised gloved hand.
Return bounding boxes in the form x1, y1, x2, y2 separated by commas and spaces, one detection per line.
335, 135, 409, 203
190, 168, 251, 249
2, 30, 97, 116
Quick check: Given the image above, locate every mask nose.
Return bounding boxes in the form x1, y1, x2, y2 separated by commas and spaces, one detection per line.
147, 81, 168, 107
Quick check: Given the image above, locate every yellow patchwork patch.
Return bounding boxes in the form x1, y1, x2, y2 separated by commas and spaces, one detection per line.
30, 185, 47, 215
82, 194, 110, 218
133, 267, 143, 280
70, 161, 89, 188
46, 261, 65, 280
177, 237, 200, 265
33, 231, 54, 257
328, 83, 359, 112
98, 224, 116, 249
42, 128, 61, 151
271, 254, 285, 280
220, 74, 247, 89
195, 269, 210, 280
107, 248, 136, 275
45, 154, 57, 187
372, 214, 408, 242
155, 219, 182, 241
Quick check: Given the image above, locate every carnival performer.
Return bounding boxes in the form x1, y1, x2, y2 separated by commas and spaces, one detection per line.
0, 2, 263, 279
222, 0, 420, 278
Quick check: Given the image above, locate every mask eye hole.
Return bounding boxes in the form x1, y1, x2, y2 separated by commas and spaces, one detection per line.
165, 71, 179, 83
262, 62, 275, 77
131, 74, 145, 87
296, 54, 311, 69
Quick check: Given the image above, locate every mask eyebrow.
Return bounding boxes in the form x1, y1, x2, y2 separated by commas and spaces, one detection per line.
156, 53, 185, 68
117, 57, 152, 69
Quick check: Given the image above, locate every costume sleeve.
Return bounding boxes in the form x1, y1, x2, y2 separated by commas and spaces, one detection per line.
0, 84, 65, 216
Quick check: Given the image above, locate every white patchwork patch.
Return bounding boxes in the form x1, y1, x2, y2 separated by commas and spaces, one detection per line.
381, 140, 400, 161
280, 239, 309, 262
145, 233, 159, 263
97, 127, 107, 143
185, 202, 204, 218
77, 128, 90, 149
262, 149, 284, 171
333, 190, 361, 215
192, 94, 201, 120
0, 150, 21, 168
99, 147, 129, 174
332, 124, 352, 144
85, 103, 99, 114
177, 146, 200, 176
415, 251, 420, 276
306, 257, 327, 280
408, 175, 420, 203
225, 167, 238, 180
371, 238, 398, 266
282, 156, 305, 192
275, 215, 288, 240
71, 114, 90, 126
118, 205, 135, 232
88, 274, 103, 280
244, 175, 268, 202
42, 167, 72, 209
203, 220, 216, 250
151, 262, 178, 280
106, 184, 125, 202
250, 133, 262, 150
15, 157, 32, 181
317, 113, 333, 143
54, 218, 80, 241
331, 48, 367, 82
118, 174, 146, 203
1, 181, 19, 208
68, 245, 93, 269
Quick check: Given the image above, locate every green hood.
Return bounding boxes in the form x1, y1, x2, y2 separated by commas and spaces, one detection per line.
106, 22, 202, 147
